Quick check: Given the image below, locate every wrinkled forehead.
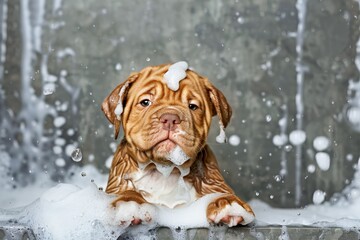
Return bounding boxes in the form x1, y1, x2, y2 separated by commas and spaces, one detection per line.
128, 67, 207, 99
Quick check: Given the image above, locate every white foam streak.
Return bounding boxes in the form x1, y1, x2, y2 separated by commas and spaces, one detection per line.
166, 145, 190, 166
114, 82, 129, 120
215, 124, 226, 143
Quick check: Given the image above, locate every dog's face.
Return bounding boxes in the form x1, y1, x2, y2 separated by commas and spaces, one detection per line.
102, 64, 232, 167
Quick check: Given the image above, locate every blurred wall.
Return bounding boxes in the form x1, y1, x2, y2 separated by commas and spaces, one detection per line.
1, 0, 360, 207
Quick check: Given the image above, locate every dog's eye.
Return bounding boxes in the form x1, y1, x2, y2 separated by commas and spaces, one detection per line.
189, 103, 198, 111
140, 99, 152, 107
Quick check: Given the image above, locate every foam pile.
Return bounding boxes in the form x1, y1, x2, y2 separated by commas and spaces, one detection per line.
163, 61, 189, 91
0, 183, 229, 239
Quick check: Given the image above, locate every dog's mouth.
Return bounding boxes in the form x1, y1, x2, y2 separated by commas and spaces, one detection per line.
151, 133, 191, 165
154, 138, 177, 151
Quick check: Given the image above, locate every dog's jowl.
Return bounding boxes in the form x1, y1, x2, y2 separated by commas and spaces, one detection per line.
102, 62, 255, 227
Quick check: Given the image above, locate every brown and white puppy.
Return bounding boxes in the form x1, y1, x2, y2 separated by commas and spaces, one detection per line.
102, 62, 254, 227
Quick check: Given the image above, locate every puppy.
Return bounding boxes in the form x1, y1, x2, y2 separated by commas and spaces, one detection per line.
102, 62, 254, 227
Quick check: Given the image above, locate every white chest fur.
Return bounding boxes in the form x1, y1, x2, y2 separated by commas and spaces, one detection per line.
131, 164, 197, 209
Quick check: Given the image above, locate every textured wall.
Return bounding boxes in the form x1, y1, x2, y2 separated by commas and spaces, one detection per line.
1, 0, 360, 207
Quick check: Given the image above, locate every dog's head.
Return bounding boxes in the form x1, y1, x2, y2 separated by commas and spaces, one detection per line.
102, 63, 231, 167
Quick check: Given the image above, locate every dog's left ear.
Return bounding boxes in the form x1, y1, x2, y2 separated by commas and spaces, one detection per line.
204, 79, 232, 128
102, 73, 139, 139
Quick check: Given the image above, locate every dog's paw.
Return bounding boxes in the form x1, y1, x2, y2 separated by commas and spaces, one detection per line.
207, 194, 254, 227
114, 201, 155, 226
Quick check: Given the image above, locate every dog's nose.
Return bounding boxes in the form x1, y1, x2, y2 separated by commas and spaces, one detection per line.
160, 113, 181, 131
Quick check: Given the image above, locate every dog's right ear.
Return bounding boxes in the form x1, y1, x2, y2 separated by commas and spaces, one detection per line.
101, 73, 139, 139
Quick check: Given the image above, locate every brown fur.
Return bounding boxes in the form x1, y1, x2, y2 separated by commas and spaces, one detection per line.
102, 63, 254, 226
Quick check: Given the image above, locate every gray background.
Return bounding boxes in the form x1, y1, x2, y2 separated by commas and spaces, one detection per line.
1, 0, 360, 208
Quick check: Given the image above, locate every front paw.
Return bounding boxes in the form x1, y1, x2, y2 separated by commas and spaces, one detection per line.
207, 194, 254, 227
114, 201, 155, 226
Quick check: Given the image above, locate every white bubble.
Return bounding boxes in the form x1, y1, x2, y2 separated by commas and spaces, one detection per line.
307, 164, 316, 173
346, 154, 353, 161
272, 134, 288, 146
313, 136, 330, 151
284, 145, 293, 152
43, 83, 56, 96
109, 142, 117, 152
274, 175, 282, 182
237, 17, 245, 24
313, 190, 326, 205
289, 130, 306, 145
115, 63, 122, 71
71, 148, 83, 162
265, 115, 272, 122
347, 106, 360, 124
105, 155, 113, 169
55, 158, 66, 167
278, 117, 286, 127
145, 57, 151, 62
229, 135, 241, 146
55, 138, 66, 146
53, 146, 62, 154
88, 154, 95, 162
67, 128, 75, 136
54, 116, 66, 128
315, 152, 330, 171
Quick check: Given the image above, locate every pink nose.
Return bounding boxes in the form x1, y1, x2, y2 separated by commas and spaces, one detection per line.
160, 113, 181, 131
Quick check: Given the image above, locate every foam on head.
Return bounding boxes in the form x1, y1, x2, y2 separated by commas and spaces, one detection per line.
163, 61, 189, 91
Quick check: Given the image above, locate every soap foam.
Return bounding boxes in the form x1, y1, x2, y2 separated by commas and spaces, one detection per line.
166, 145, 190, 166
163, 61, 189, 91
215, 123, 227, 143
4, 183, 227, 239
114, 82, 129, 120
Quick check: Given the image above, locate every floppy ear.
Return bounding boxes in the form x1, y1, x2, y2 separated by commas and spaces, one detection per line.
204, 79, 232, 128
101, 73, 139, 139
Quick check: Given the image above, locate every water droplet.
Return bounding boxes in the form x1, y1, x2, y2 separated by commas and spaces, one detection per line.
269, 195, 274, 199
284, 145, 293, 152
265, 115, 272, 122
237, 16, 245, 24
115, 63, 122, 71
255, 192, 260, 196
274, 175, 282, 182
71, 148, 83, 162
146, 57, 151, 62
229, 135, 241, 146
43, 88, 55, 96
81, 172, 86, 177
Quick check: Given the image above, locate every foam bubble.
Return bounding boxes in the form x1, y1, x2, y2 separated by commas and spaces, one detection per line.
166, 145, 190, 166
315, 152, 330, 171
313, 190, 326, 205
54, 116, 66, 127
313, 136, 330, 151
272, 134, 288, 146
114, 82, 129, 120
163, 61, 189, 91
216, 125, 226, 143
229, 135, 241, 146
289, 130, 306, 145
